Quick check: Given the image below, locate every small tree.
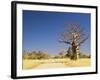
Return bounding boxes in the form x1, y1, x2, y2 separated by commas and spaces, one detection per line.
59, 23, 88, 60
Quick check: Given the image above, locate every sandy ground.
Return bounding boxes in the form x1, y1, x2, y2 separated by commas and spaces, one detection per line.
22, 58, 91, 69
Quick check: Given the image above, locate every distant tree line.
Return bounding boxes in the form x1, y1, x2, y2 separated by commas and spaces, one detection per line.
23, 50, 90, 60
23, 50, 50, 59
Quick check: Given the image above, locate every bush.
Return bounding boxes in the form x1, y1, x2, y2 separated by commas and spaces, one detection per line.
23, 51, 51, 59
79, 53, 91, 58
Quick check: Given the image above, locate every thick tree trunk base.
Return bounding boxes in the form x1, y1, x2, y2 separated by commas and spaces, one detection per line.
70, 53, 79, 60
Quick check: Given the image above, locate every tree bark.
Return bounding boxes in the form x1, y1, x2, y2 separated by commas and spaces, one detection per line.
71, 41, 79, 60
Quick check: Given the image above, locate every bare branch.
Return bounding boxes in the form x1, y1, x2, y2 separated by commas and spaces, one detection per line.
59, 40, 71, 45
78, 36, 89, 46
59, 23, 89, 46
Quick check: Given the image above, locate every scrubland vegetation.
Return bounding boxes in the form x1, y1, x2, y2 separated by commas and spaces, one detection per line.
22, 50, 91, 69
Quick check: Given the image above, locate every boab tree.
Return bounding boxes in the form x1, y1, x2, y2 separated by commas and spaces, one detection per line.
59, 23, 88, 60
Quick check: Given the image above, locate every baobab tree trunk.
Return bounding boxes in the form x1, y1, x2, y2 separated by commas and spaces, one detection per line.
71, 41, 80, 60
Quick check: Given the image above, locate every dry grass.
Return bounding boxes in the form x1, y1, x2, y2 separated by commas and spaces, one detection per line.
22, 58, 91, 69
64, 58, 91, 67
22, 59, 44, 69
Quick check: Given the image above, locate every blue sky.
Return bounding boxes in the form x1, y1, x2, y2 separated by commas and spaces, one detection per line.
23, 10, 91, 55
